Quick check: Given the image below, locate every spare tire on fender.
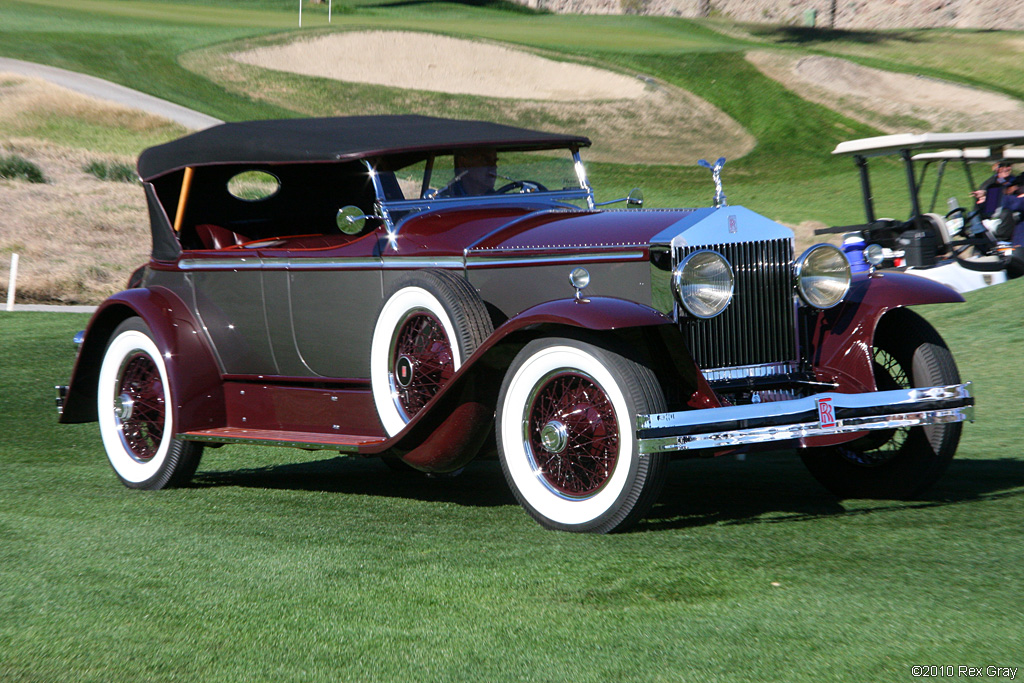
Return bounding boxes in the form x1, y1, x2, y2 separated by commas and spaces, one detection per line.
370, 270, 494, 436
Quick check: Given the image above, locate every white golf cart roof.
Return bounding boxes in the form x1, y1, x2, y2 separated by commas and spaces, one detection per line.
833, 130, 1024, 157
911, 147, 1024, 162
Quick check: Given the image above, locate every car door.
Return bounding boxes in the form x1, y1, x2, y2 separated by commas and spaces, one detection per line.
257, 230, 385, 380
183, 249, 279, 376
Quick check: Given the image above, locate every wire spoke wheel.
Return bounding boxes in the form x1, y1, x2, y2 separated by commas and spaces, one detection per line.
527, 371, 619, 498
116, 352, 167, 462
391, 310, 455, 420
497, 337, 668, 533
838, 347, 911, 466
371, 271, 493, 440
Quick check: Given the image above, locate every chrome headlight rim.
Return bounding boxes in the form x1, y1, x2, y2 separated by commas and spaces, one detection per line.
671, 249, 735, 319
794, 243, 851, 309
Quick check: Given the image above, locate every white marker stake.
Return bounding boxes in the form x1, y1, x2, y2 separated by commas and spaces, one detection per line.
299, 0, 302, 27
6, 253, 18, 311
329, 0, 332, 22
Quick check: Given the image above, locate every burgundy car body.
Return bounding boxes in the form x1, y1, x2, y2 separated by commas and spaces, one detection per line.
57, 116, 974, 531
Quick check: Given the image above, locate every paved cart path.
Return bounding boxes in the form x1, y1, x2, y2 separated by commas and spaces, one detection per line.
8, 304, 97, 313
0, 57, 222, 130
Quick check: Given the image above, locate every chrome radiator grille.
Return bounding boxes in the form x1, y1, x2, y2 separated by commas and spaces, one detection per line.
676, 239, 797, 369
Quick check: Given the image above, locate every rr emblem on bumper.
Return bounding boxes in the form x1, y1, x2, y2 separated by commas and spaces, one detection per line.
816, 397, 835, 428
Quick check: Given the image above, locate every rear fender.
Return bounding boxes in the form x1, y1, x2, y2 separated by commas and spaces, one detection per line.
807, 272, 963, 393
59, 287, 225, 433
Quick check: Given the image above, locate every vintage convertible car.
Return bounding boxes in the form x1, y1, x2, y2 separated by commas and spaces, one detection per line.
57, 116, 975, 533
824, 131, 1024, 293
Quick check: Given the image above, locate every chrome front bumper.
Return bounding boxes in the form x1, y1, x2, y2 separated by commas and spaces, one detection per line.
637, 383, 974, 454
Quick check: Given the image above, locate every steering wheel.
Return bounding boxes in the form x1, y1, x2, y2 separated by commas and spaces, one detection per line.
945, 206, 964, 220
494, 179, 548, 194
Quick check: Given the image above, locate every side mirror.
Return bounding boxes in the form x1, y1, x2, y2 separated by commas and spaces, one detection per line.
336, 205, 369, 235
626, 188, 644, 209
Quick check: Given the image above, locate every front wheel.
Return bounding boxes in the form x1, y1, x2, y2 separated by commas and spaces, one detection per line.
497, 337, 668, 533
97, 318, 203, 489
800, 309, 962, 499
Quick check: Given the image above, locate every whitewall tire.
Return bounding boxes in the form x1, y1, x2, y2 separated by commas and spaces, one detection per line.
496, 337, 668, 533
97, 318, 202, 489
370, 271, 492, 437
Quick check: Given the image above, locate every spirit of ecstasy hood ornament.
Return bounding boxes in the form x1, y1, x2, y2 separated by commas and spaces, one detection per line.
698, 157, 727, 208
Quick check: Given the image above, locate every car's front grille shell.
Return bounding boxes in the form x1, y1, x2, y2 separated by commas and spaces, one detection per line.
676, 239, 797, 369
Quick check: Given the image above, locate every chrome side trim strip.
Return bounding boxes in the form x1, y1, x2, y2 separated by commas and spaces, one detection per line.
382, 257, 465, 269
269, 258, 381, 270
466, 251, 644, 267
179, 258, 262, 271
181, 252, 642, 271
637, 383, 974, 454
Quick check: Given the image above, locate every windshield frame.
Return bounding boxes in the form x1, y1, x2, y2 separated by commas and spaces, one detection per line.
365, 148, 595, 235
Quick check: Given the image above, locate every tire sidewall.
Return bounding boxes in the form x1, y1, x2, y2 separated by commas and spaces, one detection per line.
371, 286, 463, 436
97, 321, 174, 486
497, 341, 643, 531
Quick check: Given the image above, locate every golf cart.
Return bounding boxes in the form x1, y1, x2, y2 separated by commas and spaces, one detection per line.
824, 131, 1024, 293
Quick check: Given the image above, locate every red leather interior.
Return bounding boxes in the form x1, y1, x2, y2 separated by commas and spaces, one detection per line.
195, 224, 248, 250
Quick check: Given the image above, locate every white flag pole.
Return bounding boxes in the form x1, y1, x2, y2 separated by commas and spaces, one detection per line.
6, 253, 19, 311
299, 0, 302, 27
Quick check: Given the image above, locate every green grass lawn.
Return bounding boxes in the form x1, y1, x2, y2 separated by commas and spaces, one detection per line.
1, 280, 1022, 682
3, 1, 1024, 678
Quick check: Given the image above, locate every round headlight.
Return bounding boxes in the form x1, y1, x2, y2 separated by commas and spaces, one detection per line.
795, 244, 851, 309
672, 250, 734, 318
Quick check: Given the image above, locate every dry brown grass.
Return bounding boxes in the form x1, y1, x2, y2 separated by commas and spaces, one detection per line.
0, 75, 181, 304
0, 139, 149, 305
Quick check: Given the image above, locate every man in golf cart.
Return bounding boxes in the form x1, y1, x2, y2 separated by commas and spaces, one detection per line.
971, 159, 1017, 218
828, 131, 1024, 292
988, 174, 1024, 241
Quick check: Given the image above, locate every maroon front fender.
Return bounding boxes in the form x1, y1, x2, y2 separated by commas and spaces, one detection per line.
386, 297, 714, 472
807, 272, 964, 393
59, 287, 225, 433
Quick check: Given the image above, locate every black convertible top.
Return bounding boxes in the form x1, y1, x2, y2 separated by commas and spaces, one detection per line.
137, 115, 591, 181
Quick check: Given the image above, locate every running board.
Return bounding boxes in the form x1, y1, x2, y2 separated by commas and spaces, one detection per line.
178, 428, 388, 453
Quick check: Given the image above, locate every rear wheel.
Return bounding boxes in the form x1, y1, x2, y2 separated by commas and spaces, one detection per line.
97, 318, 203, 489
800, 309, 962, 499
497, 337, 668, 533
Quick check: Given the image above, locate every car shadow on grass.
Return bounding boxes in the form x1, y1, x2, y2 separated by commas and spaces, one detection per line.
641, 451, 1024, 531
192, 450, 1024, 531
193, 455, 519, 508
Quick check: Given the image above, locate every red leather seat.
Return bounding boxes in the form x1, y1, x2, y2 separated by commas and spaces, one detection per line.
195, 224, 248, 250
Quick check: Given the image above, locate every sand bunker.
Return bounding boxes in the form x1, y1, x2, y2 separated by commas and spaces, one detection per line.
748, 51, 1024, 133
223, 31, 755, 165
233, 31, 648, 102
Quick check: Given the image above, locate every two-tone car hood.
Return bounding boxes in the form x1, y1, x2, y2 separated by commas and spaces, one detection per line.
393, 204, 796, 260
463, 205, 794, 258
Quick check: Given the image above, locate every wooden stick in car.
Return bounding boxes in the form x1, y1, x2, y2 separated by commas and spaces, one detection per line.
173, 166, 194, 233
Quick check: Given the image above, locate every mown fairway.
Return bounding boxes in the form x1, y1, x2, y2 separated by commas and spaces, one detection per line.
2, 282, 1023, 682
2, 0, 1024, 680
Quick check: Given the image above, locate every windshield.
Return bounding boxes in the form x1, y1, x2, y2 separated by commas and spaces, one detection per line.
372, 147, 593, 224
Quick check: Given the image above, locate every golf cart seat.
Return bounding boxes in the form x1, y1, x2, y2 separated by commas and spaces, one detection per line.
921, 213, 952, 255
